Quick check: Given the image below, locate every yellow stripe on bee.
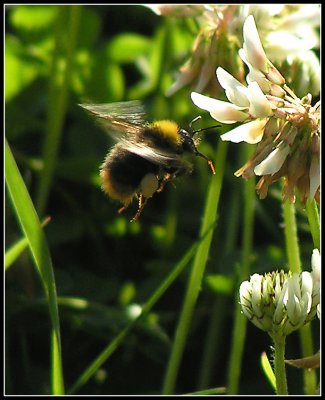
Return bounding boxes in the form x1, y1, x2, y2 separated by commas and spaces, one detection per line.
100, 168, 135, 205
150, 120, 181, 145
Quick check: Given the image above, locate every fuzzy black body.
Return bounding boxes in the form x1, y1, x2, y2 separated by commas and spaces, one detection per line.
100, 144, 160, 204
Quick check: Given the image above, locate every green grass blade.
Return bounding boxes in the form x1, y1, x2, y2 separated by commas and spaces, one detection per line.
5, 139, 64, 394
5, 217, 51, 270
162, 141, 228, 395
305, 198, 320, 249
5, 236, 29, 270
261, 352, 276, 391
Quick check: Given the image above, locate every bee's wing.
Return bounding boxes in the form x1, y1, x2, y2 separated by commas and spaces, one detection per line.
79, 101, 146, 138
80, 101, 192, 172
122, 139, 191, 172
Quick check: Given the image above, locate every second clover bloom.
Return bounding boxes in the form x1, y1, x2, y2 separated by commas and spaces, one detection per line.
191, 14, 320, 206
148, 5, 320, 97
240, 267, 320, 337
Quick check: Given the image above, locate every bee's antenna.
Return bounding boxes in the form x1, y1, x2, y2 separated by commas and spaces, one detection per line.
193, 124, 221, 135
189, 115, 202, 130
188, 116, 218, 174
189, 115, 220, 136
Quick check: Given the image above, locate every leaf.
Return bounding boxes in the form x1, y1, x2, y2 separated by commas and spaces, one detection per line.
261, 352, 276, 391
106, 33, 151, 63
87, 58, 125, 102
9, 5, 58, 34
205, 274, 234, 295
5, 37, 40, 101
285, 352, 320, 369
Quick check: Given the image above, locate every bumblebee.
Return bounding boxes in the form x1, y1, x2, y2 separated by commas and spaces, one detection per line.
79, 100, 216, 221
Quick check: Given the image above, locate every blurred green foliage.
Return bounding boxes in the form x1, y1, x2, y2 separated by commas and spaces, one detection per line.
5, 5, 317, 395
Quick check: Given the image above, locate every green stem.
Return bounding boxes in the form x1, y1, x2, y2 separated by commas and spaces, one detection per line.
282, 201, 301, 273
282, 200, 317, 394
36, 6, 81, 215
305, 198, 320, 249
162, 141, 228, 395
227, 145, 256, 394
271, 334, 288, 395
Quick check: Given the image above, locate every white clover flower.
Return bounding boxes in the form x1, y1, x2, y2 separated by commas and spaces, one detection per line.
246, 81, 274, 118
216, 67, 250, 107
144, 4, 204, 18
311, 249, 320, 284
311, 249, 321, 320
191, 92, 249, 124
220, 119, 267, 144
192, 14, 320, 206
241, 15, 285, 86
149, 5, 320, 97
265, 5, 320, 61
254, 142, 290, 176
239, 5, 320, 97
240, 266, 320, 337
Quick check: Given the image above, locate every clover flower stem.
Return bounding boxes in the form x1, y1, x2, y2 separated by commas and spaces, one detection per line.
282, 200, 301, 274
282, 198, 317, 394
305, 199, 320, 249
271, 334, 288, 395
299, 325, 318, 395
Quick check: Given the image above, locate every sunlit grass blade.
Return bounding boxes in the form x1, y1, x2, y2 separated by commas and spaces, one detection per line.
5, 235, 29, 271
5, 139, 64, 394
261, 351, 276, 391
162, 141, 228, 395
5, 217, 51, 270
68, 228, 213, 394
305, 198, 320, 249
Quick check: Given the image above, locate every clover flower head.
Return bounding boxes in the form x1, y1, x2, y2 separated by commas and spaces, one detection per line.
192, 14, 320, 206
240, 261, 320, 337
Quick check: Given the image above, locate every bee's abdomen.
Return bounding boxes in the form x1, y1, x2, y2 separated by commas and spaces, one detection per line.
100, 145, 158, 204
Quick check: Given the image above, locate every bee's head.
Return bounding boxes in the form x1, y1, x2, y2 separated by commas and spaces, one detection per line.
179, 116, 219, 174
179, 128, 198, 153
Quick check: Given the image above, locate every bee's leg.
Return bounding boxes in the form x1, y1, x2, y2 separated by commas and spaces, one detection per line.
118, 205, 128, 214
118, 196, 134, 215
195, 150, 216, 174
157, 173, 175, 193
130, 194, 148, 222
